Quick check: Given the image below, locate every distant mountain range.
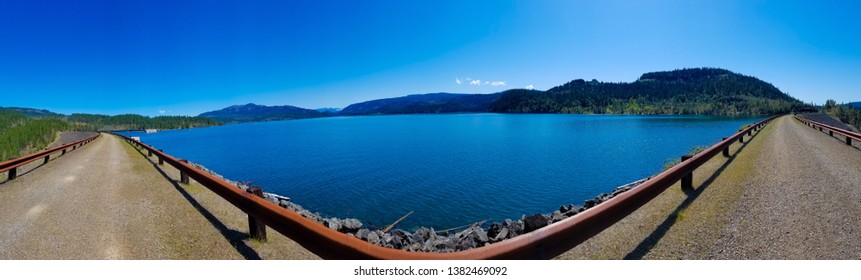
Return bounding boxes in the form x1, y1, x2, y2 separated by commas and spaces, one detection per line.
339, 93, 500, 115
198, 103, 329, 123
200, 68, 805, 122
847, 102, 861, 109
197, 93, 498, 123
315, 107, 342, 113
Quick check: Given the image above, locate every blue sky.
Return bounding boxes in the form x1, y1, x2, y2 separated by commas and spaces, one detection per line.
1, 0, 859, 116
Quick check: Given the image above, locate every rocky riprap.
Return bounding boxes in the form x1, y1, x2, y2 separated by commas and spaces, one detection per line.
187, 161, 648, 252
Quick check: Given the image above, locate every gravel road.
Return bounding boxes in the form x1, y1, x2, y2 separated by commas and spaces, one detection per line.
0, 134, 318, 259
711, 115, 861, 259
557, 115, 861, 259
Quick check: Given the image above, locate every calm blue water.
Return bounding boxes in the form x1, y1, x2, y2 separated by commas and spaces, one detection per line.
122, 114, 760, 230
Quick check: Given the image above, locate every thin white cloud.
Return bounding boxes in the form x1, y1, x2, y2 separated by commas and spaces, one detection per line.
462, 78, 507, 86
455, 78, 462, 84
526, 84, 534, 90
158, 110, 168, 114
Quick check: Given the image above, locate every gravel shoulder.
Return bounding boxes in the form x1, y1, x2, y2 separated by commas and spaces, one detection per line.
557, 115, 861, 259
0, 134, 318, 259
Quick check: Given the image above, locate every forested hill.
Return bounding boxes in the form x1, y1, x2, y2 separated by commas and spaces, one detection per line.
339, 93, 500, 115
68, 114, 221, 131
0, 109, 70, 161
490, 68, 803, 115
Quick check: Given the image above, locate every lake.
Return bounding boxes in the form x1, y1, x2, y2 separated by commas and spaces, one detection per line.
122, 114, 761, 230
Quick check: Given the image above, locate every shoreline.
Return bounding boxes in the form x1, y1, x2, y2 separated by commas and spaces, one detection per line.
185, 160, 648, 252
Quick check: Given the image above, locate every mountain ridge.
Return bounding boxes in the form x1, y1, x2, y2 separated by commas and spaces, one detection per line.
198, 103, 328, 123
0, 106, 63, 117
339, 92, 500, 115
491, 67, 802, 115
198, 68, 805, 122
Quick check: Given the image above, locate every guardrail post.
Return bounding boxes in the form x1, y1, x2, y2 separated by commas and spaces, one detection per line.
148, 150, 153, 157
158, 150, 164, 165
681, 155, 693, 191
848, 137, 853, 146
722, 138, 730, 157
738, 135, 744, 143
179, 159, 190, 184
748, 130, 752, 136
7, 168, 16, 180
61, 149, 66, 155
829, 131, 834, 137
43, 155, 49, 164
247, 186, 268, 241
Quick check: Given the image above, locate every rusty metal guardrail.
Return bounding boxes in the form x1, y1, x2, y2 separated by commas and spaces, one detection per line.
112, 115, 776, 259
1, 133, 100, 181
795, 115, 861, 146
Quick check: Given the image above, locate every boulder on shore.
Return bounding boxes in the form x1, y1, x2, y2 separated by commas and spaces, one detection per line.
523, 214, 549, 233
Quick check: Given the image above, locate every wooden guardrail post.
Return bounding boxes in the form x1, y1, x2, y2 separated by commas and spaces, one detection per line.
829, 130, 834, 137
7, 168, 17, 180
247, 186, 268, 241
681, 155, 693, 191
722, 138, 730, 157
158, 150, 164, 165
43, 155, 49, 164
848, 137, 853, 146
738, 135, 744, 143
61, 149, 66, 155
179, 159, 190, 184
148, 149, 153, 157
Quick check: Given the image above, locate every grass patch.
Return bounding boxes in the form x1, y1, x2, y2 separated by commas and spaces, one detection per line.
673, 207, 688, 223
183, 182, 205, 194
119, 138, 152, 172
662, 145, 710, 171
